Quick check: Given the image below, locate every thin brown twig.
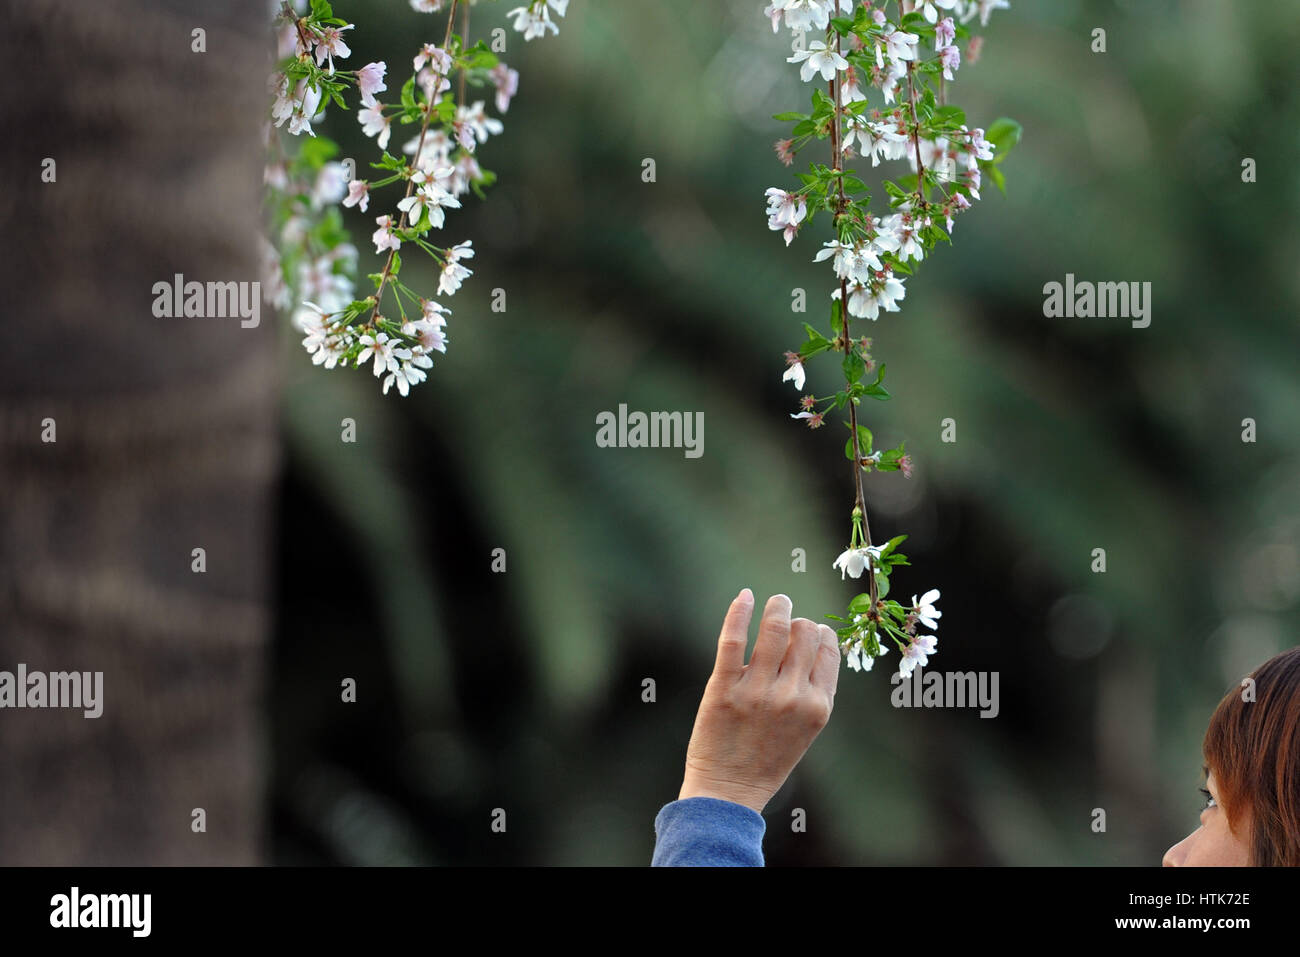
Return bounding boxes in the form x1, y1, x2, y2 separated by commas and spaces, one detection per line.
829, 28, 878, 605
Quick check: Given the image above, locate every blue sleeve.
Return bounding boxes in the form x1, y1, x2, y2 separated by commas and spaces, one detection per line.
652, 796, 766, 867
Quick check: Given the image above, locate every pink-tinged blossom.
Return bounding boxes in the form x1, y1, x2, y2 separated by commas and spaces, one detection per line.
774, 137, 795, 166
458, 101, 504, 145
832, 270, 906, 320
402, 317, 449, 355
383, 360, 423, 397
966, 126, 995, 162
490, 63, 519, 113
877, 212, 925, 264
452, 120, 477, 153
898, 453, 915, 478
898, 633, 938, 677
438, 241, 475, 296
448, 152, 482, 196
276, 22, 301, 59
883, 25, 920, 64
313, 24, 353, 75
845, 630, 888, 673
357, 331, 399, 377
912, 589, 941, 629
832, 544, 886, 581
296, 259, 352, 315
971, 0, 1010, 28
940, 44, 960, 80
356, 61, 387, 105
508, 2, 563, 40
764, 187, 807, 246
879, 58, 908, 105
782, 351, 806, 390
358, 101, 392, 150
776, 0, 830, 34
398, 168, 461, 229
404, 130, 453, 173
410, 0, 445, 11
862, 118, 910, 167
839, 66, 868, 106
417, 67, 452, 99
413, 43, 453, 75
788, 40, 848, 83
762, 1, 783, 32
917, 0, 957, 25
311, 162, 348, 210
946, 192, 971, 232
966, 35, 985, 64
790, 410, 826, 429
935, 15, 956, 50
372, 214, 401, 253
275, 79, 323, 136
342, 180, 370, 213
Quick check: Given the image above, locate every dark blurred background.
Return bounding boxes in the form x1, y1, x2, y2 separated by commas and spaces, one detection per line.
270, 0, 1300, 865
4, 0, 1299, 866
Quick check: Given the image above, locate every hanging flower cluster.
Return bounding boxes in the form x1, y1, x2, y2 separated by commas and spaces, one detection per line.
263, 0, 561, 396
762, 0, 1019, 674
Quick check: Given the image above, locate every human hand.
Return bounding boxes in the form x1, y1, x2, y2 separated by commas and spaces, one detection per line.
677, 589, 841, 814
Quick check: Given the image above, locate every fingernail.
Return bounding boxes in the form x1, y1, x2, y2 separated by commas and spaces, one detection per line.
737, 587, 753, 602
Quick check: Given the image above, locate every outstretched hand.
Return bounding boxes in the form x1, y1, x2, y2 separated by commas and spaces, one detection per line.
677, 589, 841, 814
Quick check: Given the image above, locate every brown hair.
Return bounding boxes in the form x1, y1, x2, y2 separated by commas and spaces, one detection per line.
1202, 646, 1300, 866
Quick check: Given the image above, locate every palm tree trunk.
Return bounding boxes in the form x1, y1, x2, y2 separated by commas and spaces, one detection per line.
0, 0, 274, 864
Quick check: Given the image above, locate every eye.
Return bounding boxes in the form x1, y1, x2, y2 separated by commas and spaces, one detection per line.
1199, 787, 1217, 810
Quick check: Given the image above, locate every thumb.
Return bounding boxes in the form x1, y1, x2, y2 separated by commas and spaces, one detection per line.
713, 588, 754, 679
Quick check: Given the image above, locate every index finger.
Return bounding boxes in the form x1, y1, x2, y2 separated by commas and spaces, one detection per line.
713, 588, 754, 679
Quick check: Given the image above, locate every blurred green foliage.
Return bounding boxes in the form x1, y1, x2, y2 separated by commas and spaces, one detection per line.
272, 0, 1300, 865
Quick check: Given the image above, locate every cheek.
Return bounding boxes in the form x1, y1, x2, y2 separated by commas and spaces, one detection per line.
1191, 814, 1252, 866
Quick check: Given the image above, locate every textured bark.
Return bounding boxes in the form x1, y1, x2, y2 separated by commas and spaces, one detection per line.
0, 0, 274, 864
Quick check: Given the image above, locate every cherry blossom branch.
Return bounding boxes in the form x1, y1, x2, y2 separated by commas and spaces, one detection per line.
829, 25, 878, 607
368, 0, 461, 327
766, 0, 1020, 675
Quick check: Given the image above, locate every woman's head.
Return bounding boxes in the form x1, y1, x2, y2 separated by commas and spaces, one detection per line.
1163, 646, 1300, 866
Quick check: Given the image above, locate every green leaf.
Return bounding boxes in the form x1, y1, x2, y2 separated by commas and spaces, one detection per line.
401, 76, 416, 112
772, 111, 807, 122
988, 163, 1007, 194
862, 362, 891, 400
857, 423, 873, 454
842, 351, 865, 385
811, 87, 835, 114
799, 322, 833, 358
934, 105, 967, 127
986, 117, 1023, 157
391, 252, 402, 277
830, 299, 843, 337
299, 135, 339, 170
